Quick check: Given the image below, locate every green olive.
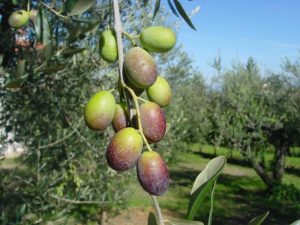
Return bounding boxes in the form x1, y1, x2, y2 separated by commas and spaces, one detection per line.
8, 10, 30, 29
99, 29, 118, 63
140, 26, 176, 53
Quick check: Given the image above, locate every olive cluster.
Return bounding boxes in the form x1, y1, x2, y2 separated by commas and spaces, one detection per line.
85, 26, 175, 196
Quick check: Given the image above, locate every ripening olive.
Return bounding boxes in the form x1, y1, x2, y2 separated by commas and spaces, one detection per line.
124, 47, 158, 89
140, 102, 166, 143
106, 127, 143, 171
137, 151, 169, 196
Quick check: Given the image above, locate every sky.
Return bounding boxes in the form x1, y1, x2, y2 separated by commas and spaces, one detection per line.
166, 0, 300, 82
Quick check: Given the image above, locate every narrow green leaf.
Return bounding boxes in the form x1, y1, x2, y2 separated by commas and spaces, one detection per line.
152, 0, 161, 20
248, 211, 269, 225
62, 48, 86, 57
187, 156, 226, 220
207, 180, 217, 225
71, 17, 100, 25
148, 212, 159, 225
290, 220, 300, 225
37, 65, 66, 74
0, 54, 3, 65
66, 0, 96, 16
5, 77, 26, 89
173, 0, 196, 30
165, 219, 204, 225
16, 59, 26, 77
167, 0, 179, 17
143, 0, 150, 7
34, 8, 51, 45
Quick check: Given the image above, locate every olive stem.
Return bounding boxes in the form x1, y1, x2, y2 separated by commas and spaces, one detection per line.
122, 31, 137, 46
123, 85, 153, 152
112, 1, 164, 224
151, 195, 165, 225
108, 88, 116, 93
27, 0, 30, 12
112, 0, 152, 152
137, 96, 149, 103
41, 2, 68, 20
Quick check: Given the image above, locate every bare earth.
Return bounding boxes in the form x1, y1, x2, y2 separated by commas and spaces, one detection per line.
104, 208, 175, 225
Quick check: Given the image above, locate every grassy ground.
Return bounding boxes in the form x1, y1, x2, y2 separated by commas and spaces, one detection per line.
127, 145, 300, 225
1, 146, 300, 225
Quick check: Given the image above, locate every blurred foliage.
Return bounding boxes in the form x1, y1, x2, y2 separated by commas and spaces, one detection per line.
0, 0, 196, 224
206, 56, 300, 188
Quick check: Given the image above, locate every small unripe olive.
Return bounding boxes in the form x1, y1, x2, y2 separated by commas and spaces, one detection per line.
140, 26, 176, 53
147, 76, 172, 107
8, 10, 30, 29
99, 29, 118, 63
84, 91, 116, 130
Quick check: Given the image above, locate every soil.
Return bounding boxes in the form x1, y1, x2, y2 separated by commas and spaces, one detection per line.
104, 208, 176, 225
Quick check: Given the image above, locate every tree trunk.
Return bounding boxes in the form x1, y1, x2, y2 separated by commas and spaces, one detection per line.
273, 142, 289, 183
243, 146, 274, 188
249, 157, 274, 188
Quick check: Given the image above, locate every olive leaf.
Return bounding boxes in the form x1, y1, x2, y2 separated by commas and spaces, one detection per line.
167, 0, 179, 17
36, 65, 66, 74
248, 211, 269, 225
290, 220, 300, 225
148, 212, 159, 225
173, 0, 196, 30
35, 8, 51, 45
152, 0, 161, 20
66, 0, 96, 16
187, 156, 226, 220
62, 48, 86, 57
165, 219, 204, 225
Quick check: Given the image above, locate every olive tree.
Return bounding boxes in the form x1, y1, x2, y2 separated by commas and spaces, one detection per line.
209, 57, 300, 189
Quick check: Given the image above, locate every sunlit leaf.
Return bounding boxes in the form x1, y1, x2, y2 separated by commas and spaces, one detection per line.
248, 211, 269, 225
66, 0, 96, 16
290, 220, 300, 225
165, 219, 204, 225
173, 0, 196, 30
148, 212, 159, 225
152, 0, 161, 20
187, 156, 226, 220
207, 180, 216, 225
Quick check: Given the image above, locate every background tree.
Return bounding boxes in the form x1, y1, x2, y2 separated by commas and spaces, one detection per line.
208, 56, 300, 189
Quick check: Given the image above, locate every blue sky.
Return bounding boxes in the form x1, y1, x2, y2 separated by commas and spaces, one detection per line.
167, 0, 300, 82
